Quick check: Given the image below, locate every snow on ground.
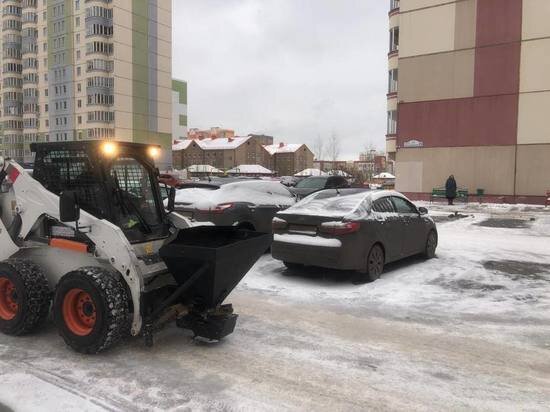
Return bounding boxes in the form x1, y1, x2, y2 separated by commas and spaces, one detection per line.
0, 204, 549, 411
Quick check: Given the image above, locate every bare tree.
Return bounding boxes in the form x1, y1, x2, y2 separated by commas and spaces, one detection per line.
313, 134, 324, 160
328, 132, 341, 162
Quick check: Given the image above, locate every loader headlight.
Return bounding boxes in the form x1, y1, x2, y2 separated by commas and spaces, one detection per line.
101, 141, 118, 157
148, 146, 161, 159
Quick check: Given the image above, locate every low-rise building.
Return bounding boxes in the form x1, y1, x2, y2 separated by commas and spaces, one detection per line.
172, 134, 272, 171
173, 136, 314, 175
264, 143, 315, 176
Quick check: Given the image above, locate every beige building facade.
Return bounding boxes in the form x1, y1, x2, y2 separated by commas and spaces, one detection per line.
0, 0, 172, 168
388, 0, 550, 203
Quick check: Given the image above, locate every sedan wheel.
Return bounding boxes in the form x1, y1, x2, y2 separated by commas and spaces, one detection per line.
366, 244, 384, 282
424, 230, 438, 259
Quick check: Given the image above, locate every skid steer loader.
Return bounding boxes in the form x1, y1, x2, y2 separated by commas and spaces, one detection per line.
0, 141, 271, 353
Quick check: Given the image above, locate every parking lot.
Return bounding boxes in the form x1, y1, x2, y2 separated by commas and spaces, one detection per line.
0, 204, 549, 411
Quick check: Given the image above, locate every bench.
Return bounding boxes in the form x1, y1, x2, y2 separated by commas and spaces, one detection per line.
430, 187, 469, 203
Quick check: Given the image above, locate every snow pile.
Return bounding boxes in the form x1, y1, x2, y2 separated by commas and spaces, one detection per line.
227, 165, 273, 175
186, 164, 222, 173
175, 180, 296, 209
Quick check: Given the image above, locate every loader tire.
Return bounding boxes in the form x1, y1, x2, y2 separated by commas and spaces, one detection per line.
53, 267, 129, 354
0, 259, 52, 336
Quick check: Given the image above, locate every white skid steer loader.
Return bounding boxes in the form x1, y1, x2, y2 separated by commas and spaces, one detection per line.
0, 141, 270, 353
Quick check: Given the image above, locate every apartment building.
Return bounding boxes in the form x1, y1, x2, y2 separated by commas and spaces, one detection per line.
386, 0, 400, 163
0, 0, 172, 168
172, 79, 187, 140
389, 0, 550, 204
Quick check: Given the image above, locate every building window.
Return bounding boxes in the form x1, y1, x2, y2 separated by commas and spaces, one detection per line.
389, 27, 399, 53
387, 110, 397, 135
76, 17, 80, 27
388, 68, 398, 93
390, 0, 400, 11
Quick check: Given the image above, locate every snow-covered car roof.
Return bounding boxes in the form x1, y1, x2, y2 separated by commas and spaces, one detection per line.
174, 180, 296, 209
279, 189, 408, 219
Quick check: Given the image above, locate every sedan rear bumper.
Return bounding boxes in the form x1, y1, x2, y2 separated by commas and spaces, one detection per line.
271, 233, 362, 271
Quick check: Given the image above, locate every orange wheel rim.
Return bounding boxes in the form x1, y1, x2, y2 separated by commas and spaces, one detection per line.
62, 288, 97, 336
0, 277, 18, 321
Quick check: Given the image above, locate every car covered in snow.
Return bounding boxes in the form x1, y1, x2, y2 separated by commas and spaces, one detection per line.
173, 180, 296, 233
271, 189, 438, 281
289, 175, 350, 200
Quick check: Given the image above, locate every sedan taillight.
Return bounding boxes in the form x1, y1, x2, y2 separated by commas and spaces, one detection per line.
319, 221, 360, 236
272, 217, 288, 231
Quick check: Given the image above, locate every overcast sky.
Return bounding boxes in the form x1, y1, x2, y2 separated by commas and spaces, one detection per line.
172, 0, 388, 160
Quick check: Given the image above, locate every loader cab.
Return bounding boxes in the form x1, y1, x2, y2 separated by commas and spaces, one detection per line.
31, 141, 170, 243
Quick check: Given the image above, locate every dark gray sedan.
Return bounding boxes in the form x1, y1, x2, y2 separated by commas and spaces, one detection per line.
271, 189, 437, 281
289, 175, 350, 200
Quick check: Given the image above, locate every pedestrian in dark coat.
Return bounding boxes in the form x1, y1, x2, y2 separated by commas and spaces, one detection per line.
445, 175, 457, 205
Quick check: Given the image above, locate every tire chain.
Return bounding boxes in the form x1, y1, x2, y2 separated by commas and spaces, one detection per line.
4, 259, 52, 335
57, 267, 129, 354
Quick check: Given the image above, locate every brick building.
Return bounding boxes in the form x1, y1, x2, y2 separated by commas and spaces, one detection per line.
172, 135, 272, 171
173, 137, 314, 175
264, 143, 315, 176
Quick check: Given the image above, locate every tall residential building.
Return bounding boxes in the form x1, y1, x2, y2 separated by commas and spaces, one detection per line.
0, 0, 172, 168
172, 78, 187, 140
386, 0, 399, 165
389, 0, 550, 204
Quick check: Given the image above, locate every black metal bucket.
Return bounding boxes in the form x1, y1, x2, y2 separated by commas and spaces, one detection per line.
159, 226, 272, 308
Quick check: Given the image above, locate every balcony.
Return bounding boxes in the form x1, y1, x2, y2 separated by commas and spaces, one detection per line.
389, 0, 400, 14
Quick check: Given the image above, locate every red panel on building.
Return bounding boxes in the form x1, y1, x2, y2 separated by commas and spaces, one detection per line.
474, 42, 521, 96
475, 0, 523, 47
397, 95, 518, 148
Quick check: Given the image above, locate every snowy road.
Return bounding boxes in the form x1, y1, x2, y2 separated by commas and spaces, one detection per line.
1, 205, 550, 411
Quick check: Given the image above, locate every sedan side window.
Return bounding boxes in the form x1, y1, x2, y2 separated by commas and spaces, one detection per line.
391, 196, 417, 214
372, 197, 395, 213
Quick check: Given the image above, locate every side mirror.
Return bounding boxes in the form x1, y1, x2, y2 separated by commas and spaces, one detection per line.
418, 206, 428, 215
60, 191, 80, 222
167, 187, 176, 212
